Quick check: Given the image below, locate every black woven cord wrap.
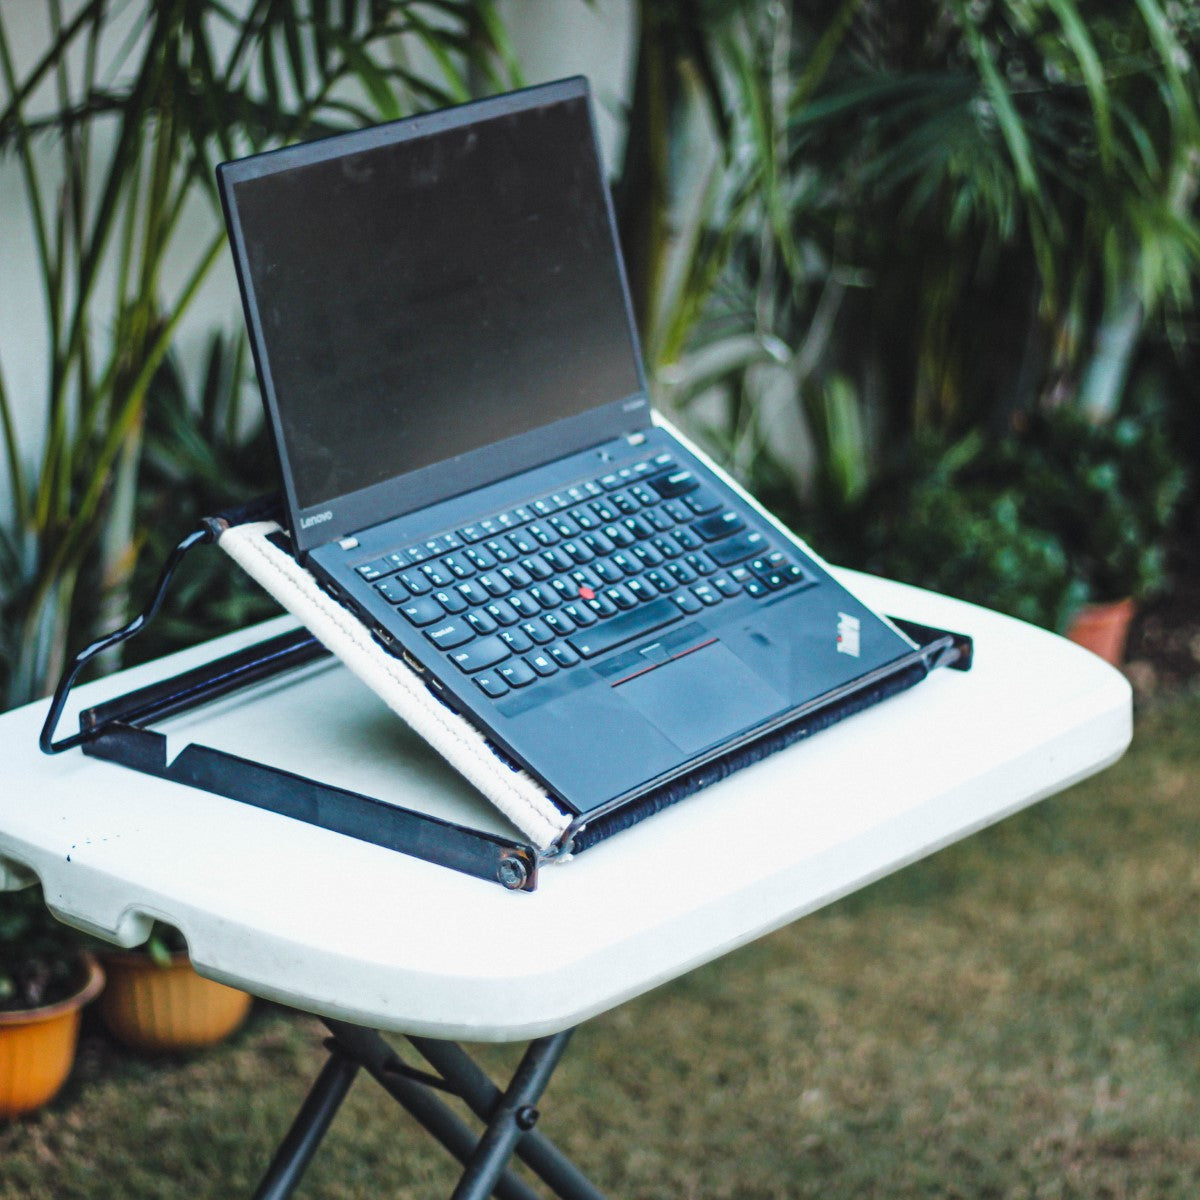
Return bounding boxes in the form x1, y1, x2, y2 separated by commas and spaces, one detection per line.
568, 662, 929, 854
208, 492, 284, 530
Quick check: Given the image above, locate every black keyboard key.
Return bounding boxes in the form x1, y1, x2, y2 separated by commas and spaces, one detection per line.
549, 642, 580, 668
478, 573, 510, 597
671, 591, 702, 614
745, 578, 771, 598
449, 636, 510, 673
693, 512, 746, 542
691, 583, 721, 606
459, 524, 487, 543
568, 598, 683, 658
498, 659, 537, 688
508, 592, 540, 618
455, 580, 489, 606
542, 547, 573, 572
467, 609, 499, 635
594, 560, 623, 584
544, 611, 576, 637
666, 562, 696, 585
604, 585, 637, 610
500, 627, 534, 654
424, 618, 475, 650
626, 577, 655, 603
583, 531, 615, 556
525, 650, 558, 677
464, 546, 496, 571
400, 596, 447, 626
520, 618, 554, 645
400, 570, 431, 595
485, 537, 518, 563
686, 552, 715, 575
510, 530, 540, 555
674, 527, 702, 551
499, 563, 532, 588
356, 558, 389, 581
432, 588, 467, 615
484, 599, 520, 626
650, 470, 698, 499
708, 530, 768, 567
473, 671, 509, 698
521, 555, 554, 581
685, 490, 723, 515
712, 574, 742, 597
374, 578, 409, 604
562, 540, 593, 564
585, 593, 618, 618
603, 523, 634, 548
563, 602, 597, 627
442, 553, 473, 579
421, 561, 454, 587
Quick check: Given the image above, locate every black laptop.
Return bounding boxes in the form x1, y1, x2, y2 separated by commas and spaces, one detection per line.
217, 76, 937, 829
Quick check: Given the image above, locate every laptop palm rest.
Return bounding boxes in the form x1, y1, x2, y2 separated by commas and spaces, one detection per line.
612, 639, 787, 756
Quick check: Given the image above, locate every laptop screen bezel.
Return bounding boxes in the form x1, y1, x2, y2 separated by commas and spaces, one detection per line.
218, 76, 651, 556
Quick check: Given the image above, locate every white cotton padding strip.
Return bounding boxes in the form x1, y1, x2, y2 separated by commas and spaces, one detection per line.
218, 521, 572, 850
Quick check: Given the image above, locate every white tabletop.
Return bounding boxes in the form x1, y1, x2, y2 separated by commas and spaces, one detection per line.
0, 572, 1131, 1041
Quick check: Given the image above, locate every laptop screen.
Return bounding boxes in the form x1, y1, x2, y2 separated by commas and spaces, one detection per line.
223, 83, 644, 516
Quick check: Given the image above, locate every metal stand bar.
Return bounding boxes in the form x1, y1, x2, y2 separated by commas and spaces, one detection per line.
448, 1032, 576, 1200
252, 1046, 360, 1200
324, 1020, 542, 1200
410, 1035, 608, 1200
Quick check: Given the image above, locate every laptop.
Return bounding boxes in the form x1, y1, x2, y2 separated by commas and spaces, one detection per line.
216, 76, 936, 836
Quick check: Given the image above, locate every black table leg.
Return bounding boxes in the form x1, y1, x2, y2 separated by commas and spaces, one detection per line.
410, 1035, 608, 1200
252, 1017, 608, 1199
252, 1044, 360, 1200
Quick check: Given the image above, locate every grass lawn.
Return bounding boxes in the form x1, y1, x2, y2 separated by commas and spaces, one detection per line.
1, 691, 1198, 1198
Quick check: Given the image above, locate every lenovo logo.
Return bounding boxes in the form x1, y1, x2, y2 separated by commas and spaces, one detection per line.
300, 510, 334, 529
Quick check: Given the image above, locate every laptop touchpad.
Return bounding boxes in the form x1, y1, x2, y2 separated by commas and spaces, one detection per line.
613, 640, 787, 755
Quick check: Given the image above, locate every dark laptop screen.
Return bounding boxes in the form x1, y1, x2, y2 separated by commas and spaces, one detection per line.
225, 87, 643, 513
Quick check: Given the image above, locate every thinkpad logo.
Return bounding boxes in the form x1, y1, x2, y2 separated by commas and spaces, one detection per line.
300, 510, 333, 529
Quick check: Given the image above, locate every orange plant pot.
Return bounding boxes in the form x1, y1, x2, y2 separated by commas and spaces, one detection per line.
0, 955, 104, 1118
1065, 597, 1136, 666
98, 952, 252, 1053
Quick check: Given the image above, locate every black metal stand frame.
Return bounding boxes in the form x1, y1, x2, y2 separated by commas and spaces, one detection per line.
252, 1019, 607, 1200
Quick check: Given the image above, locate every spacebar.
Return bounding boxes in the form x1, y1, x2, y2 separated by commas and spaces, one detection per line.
567, 600, 682, 659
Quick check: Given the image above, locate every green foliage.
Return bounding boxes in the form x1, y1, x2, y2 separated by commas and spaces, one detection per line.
0, 0, 520, 710
1001, 396, 1189, 604
619, 0, 1199, 615
0, 885, 86, 1012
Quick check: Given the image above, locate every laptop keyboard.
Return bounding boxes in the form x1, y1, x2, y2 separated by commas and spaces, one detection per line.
352, 453, 813, 699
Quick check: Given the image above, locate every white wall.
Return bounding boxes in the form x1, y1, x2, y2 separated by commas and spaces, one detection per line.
0, 1, 635, 527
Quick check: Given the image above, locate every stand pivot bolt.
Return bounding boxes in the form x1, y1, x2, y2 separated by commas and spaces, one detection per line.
515, 1105, 539, 1131
498, 857, 529, 890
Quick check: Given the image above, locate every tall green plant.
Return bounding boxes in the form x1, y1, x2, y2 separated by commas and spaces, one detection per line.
0, 0, 520, 709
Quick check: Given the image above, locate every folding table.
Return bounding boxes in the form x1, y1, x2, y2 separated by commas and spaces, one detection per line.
0, 571, 1132, 1197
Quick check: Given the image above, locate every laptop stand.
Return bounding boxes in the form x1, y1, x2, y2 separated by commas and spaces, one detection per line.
37, 512, 972, 892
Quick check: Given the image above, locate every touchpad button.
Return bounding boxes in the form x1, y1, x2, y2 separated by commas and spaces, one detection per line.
614, 640, 786, 755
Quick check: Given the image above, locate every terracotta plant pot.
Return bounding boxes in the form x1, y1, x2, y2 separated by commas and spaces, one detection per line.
98, 952, 252, 1053
1065, 597, 1136, 666
0, 954, 104, 1118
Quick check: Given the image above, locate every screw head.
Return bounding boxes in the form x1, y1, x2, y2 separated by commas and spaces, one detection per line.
515, 1105, 539, 1131
498, 857, 529, 890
